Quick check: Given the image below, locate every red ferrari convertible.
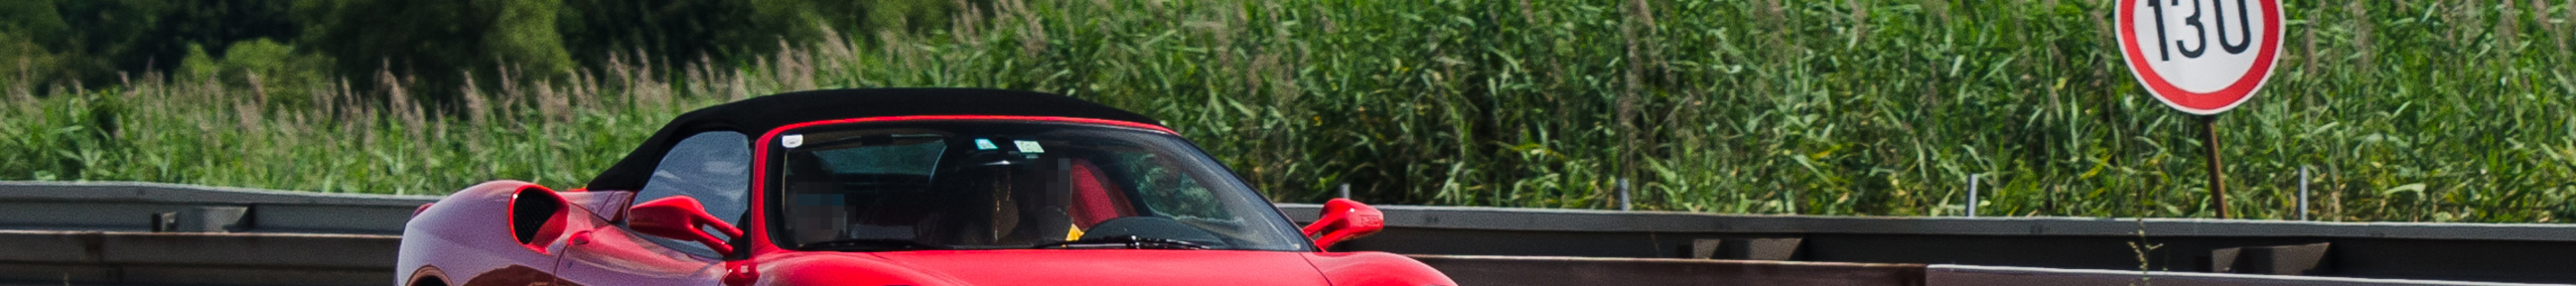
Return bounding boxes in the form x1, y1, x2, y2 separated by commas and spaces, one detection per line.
395, 88, 1451, 286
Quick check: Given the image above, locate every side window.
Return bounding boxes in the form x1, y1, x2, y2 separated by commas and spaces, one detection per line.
633, 131, 750, 257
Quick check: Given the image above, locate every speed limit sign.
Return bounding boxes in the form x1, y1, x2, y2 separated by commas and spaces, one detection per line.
2116, 0, 2282, 114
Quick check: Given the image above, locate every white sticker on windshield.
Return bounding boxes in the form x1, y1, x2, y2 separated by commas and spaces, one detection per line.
975, 139, 998, 150
1013, 140, 1045, 153
781, 134, 804, 148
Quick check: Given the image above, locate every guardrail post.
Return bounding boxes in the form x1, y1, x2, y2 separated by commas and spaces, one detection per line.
2299, 166, 2309, 221
1967, 174, 1979, 217
2204, 242, 2332, 274
1617, 178, 1631, 212
151, 212, 176, 232
184, 206, 250, 232
1339, 183, 1352, 199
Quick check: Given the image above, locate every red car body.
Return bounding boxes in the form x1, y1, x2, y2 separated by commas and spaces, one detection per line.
396, 88, 1451, 286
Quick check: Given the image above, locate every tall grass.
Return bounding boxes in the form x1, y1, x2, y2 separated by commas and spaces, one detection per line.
4, 0, 2574, 223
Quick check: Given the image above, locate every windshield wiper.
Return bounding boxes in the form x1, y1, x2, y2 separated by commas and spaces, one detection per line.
801, 239, 951, 250
1031, 235, 1210, 250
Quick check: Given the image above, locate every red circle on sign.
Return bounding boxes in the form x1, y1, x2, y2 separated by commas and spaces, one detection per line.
2115, 0, 2283, 114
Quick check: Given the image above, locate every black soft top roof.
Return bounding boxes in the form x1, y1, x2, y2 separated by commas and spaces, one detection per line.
584, 88, 1160, 191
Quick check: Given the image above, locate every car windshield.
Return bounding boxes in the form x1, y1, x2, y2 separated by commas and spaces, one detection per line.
770, 121, 1309, 251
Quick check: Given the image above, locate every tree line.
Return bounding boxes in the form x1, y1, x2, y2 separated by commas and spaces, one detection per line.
0, 0, 965, 105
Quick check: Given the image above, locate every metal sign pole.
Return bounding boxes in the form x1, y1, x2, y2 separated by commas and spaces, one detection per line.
2202, 115, 2227, 219
2114, 0, 2283, 220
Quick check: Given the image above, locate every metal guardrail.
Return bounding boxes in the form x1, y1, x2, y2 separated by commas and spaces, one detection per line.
1278, 204, 2576, 284
3, 181, 2571, 285
1419, 256, 2563, 286
0, 181, 422, 285
0, 231, 397, 286
0, 181, 432, 234
1414, 255, 1928, 286
1275, 205, 2576, 241
1925, 265, 2564, 286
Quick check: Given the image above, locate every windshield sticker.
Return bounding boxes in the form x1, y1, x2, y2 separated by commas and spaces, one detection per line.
1013, 140, 1045, 153
781, 134, 805, 148
975, 139, 998, 150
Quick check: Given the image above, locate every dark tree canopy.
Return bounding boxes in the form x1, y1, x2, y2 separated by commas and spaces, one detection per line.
2, 0, 300, 88
557, 0, 821, 72
2, 0, 970, 103
301, 0, 575, 103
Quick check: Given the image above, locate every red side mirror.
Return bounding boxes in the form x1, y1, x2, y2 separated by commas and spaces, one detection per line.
1300, 198, 1385, 250
629, 197, 744, 254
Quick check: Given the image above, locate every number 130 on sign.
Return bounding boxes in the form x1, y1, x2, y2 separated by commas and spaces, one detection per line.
2117, 0, 2282, 115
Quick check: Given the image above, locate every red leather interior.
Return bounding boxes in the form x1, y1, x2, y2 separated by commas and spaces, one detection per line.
1065, 159, 1133, 228
530, 214, 566, 250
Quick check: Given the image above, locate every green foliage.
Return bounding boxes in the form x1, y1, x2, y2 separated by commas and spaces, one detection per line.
175, 39, 335, 109
0, 0, 955, 99
0, 3, 79, 95
301, 0, 579, 103
485, 0, 578, 80
807, 0, 968, 35
0, 29, 60, 96
178, 44, 217, 80
555, 0, 824, 72
0, 1, 72, 39
4, 0, 301, 88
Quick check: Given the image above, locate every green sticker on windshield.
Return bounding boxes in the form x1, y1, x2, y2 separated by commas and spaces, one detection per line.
1013, 140, 1045, 153
974, 139, 998, 150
